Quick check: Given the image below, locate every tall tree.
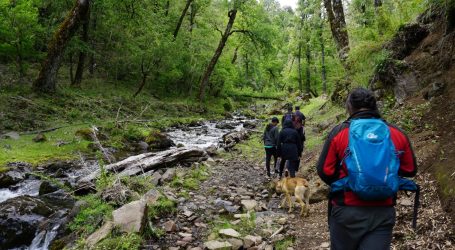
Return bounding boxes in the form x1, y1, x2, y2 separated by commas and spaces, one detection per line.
318, 9, 327, 94
323, 0, 349, 61
198, 4, 239, 101
297, 42, 303, 92
446, 0, 455, 34
33, 0, 90, 93
173, 0, 193, 39
73, 4, 90, 86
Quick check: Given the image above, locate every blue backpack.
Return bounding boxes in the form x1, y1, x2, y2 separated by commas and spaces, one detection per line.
330, 118, 420, 228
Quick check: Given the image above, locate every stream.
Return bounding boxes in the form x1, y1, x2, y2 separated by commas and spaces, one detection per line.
0, 116, 259, 250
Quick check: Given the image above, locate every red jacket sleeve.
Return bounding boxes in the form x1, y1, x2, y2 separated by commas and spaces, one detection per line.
389, 125, 417, 177
317, 124, 347, 185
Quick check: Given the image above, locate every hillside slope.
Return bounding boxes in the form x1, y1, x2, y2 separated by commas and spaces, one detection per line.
370, 5, 455, 221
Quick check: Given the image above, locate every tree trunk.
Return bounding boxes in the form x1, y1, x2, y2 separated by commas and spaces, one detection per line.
305, 41, 311, 94
73, 7, 90, 87
189, 1, 197, 33
446, 0, 455, 34
77, 148, 208, 185
319, 11, 327, 94
69, 52, 75, 84
323, 0, 349, 61
133, 58, 160, 98
245, 53, 249, 80
198, 9, 237, 101
165, 0, 170, 16
231, 46, 239, 64
33, 0, 90, 93
173, 0, 193, 39
89, 4, 97, 75
320, 37, 327, 94
297, 42, 303, 93
374, 0, 383, 36
15, 42, 25, 78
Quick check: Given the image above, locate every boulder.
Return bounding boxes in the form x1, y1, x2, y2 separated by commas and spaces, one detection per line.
310, 183, 330, 204
135, 141, 149, 152
39, 181, 59, 195
227, 238, 243, 250
32, 133, 47, 142
40, 190, 75, 209
241, 200, 258, 211
243, 235, 262, 248
384, 23, 429, 60
219, 228, 241, 238
222, 130, 250, 150
75, 128, 95, 141
145, 131, 175, 150
203, 240, 233, 250
242, 121, 257, 129
112, 200, 147, 233
2, 131, 20, 140
161, 168, 176, 183
0, 170, 25, 188
85, 221, 113, 247
163, 220, 177, 232
205, 146, 218, 156
0, 196, 57, 249
142, 189, 162, 206
150, 171, 162, 186
101, 184, 132, 207
215, 122, 236, 130
424, 82, 446, 100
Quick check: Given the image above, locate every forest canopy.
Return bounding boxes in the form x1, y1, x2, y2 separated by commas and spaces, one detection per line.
0, 0, 432, 100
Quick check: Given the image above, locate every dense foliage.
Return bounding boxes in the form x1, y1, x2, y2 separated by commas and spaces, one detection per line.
0, 0, 436, 99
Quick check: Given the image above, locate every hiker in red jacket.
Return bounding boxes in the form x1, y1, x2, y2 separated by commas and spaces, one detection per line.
317, 88, 417, 250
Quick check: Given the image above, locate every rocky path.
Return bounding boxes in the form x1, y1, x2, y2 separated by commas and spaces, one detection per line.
147, 142, 455, 250
147, 150, 330, 250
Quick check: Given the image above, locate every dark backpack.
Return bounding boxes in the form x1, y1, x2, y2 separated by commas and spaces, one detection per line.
284, 112, 294, 122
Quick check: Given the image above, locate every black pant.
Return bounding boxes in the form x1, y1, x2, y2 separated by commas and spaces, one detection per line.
329, 206, 395, 250
265, 147, 278, 176
279, 159, 299, 178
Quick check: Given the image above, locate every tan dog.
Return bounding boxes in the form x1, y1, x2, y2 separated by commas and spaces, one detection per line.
273, 172, 311, 217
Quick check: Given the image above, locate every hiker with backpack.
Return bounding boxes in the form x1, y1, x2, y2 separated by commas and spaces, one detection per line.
281, 106, 295, 126
277, 119, 303, 178
294, 106, 306, 171
317, 88, 418, 250
263, 117, 280, 178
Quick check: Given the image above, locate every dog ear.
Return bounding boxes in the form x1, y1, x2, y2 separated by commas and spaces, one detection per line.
284, 170, 289, 178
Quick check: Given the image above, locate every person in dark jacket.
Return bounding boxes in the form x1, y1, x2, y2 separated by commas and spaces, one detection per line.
277, 119, 303, 178
317, 88, 417, 250
263, 117, 280, 177
294, 106, 306, 171
281, 106, 295, 126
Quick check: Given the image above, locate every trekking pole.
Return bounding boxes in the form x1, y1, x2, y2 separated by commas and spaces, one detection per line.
412, 184, 420, 230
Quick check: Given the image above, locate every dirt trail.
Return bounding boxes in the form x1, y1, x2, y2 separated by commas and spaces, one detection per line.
154, 141, 454, 249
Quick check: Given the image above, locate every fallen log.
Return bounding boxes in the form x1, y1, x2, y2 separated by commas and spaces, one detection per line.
77, 147, 208, 187
221, 129, 250, 150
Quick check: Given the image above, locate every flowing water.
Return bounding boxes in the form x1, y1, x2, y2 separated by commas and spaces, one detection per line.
166, 116, 257, 148
2, 117, 258, 250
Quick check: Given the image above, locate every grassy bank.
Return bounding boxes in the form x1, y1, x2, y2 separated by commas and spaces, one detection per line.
0, 79, 279, 167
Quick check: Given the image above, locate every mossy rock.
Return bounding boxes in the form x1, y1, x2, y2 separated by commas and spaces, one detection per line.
241, 109, 257, 118
32, 133, 47, 143
75, 128, 94, 141
145, 131, 175, 150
